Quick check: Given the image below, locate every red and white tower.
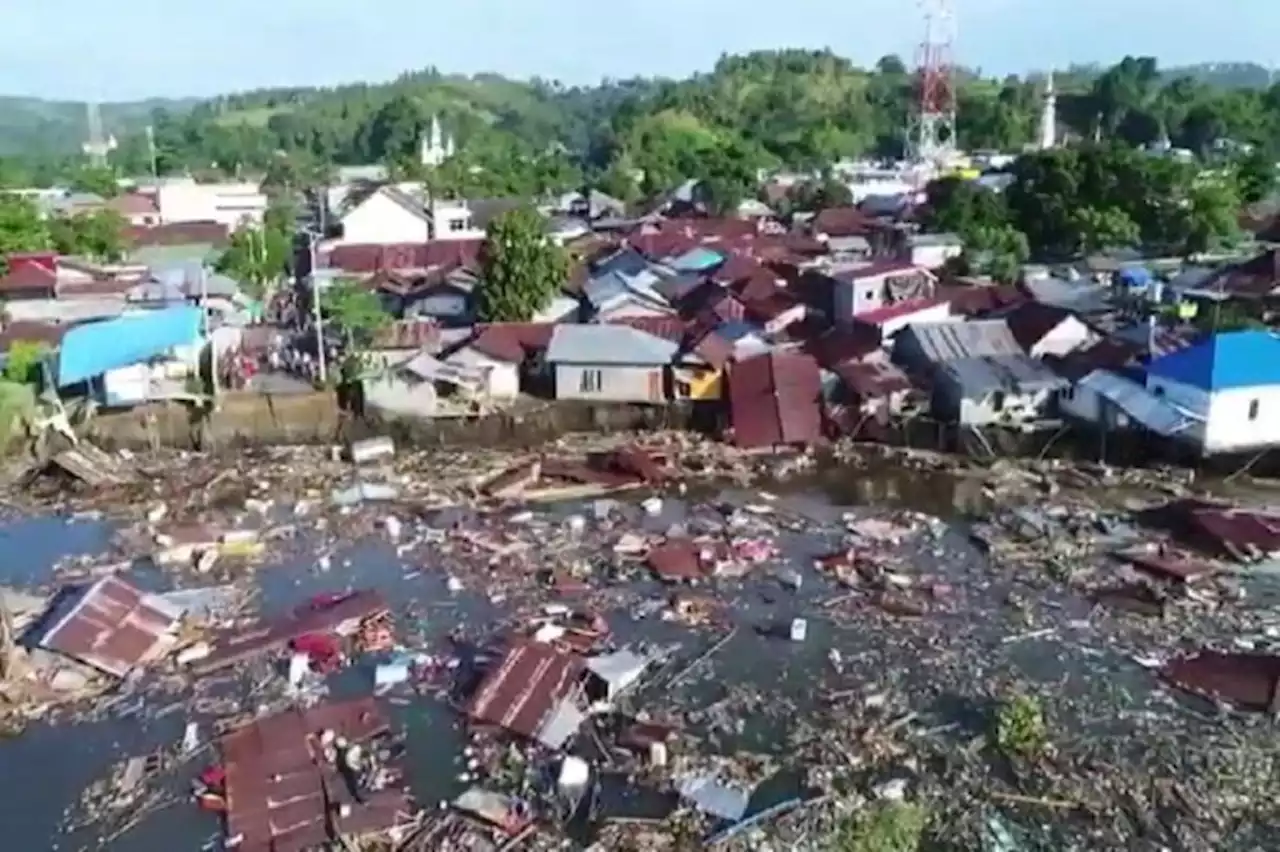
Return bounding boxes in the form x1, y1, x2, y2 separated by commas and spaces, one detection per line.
911, 0, 957, 164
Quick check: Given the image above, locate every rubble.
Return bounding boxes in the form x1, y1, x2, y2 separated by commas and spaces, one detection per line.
4, 432, 1280, 850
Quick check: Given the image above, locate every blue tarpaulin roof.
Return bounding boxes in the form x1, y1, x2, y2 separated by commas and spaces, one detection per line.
57, 306, 203, 387
667, 247, 724, 272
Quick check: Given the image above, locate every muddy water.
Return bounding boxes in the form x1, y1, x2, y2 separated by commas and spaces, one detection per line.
0, 465, 1206, 850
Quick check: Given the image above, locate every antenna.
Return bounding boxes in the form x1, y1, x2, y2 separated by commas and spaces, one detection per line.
82, 101, 118, 168
910, 0, 958, 165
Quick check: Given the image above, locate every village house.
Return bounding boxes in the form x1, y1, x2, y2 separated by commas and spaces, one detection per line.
903, 233, 963, 269
824, 355, 915, 419
439, 324, 553, 400
338, 184, 433, 244
545, 324, 676, 403
891, 318, 1023, 376
932, 355, 1067, 427
580, 248, 676, 321
815, 260, 937, 326
616, 317, 734, 401
1001, 301, 1097, 359
366, 320, 441, 371
1138, 330, 1280, 455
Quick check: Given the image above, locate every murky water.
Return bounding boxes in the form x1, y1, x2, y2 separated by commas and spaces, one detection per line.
0, 464, 1261, 850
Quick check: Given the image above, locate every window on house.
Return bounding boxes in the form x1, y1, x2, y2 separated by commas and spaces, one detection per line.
579, 369, 603, 394
1060, 386, 1074, 401
675, 379, 692, 398
448, 218, 468, 232
991, 391, 1006, 412
1250, 399, 1260, 420
1153, 385, 1165, 398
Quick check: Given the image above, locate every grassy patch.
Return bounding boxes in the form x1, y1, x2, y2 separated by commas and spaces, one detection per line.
0, 380, 35, 450
995, 690, 1049, 760
830, 802, 928, 852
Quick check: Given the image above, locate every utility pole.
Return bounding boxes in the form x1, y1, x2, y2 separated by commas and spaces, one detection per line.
146, 125, 158, 180
202, 265, 218, 400
309, 231, 327, 384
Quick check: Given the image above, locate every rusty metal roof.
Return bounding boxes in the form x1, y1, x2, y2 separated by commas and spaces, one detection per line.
728, 351, 823, 449
221, 698, 405, 852
39, 576, 180, 678
465, 642, 584, 741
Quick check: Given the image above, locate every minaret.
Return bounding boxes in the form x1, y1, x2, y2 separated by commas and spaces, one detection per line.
1038, 72, 1057, 150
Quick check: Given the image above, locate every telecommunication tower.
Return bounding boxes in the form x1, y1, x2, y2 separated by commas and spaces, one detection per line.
82, 101, 118, 166
910, 0, 957, 164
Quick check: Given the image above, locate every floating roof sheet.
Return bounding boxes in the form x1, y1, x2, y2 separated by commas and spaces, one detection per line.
56, 305, 202, 386
220, 698, 408, 852
38, 575, 181, 677
465, 642, 585, 742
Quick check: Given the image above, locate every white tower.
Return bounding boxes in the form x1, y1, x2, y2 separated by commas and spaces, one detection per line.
1038, 72, 1058, 150
419, 115, 454, 168
82, 101, 118, 167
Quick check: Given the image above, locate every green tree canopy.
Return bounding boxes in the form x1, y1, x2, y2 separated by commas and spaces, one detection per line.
49, 209, 128, 262
214, 224, 291, 301
0, 194, 51, 270
321, 279, 390, 347
476, 208, 568, 322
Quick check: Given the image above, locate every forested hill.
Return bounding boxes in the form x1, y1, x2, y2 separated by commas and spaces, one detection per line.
1, 53, 1278, 195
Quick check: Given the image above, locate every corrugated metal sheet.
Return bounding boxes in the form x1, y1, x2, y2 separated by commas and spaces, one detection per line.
728, 351, 823, 448
941, 355, 1068, 397
39, 576, 180, 677
466, 642, 585, 742
221, 698, 404, 852
547, 324, 678, 365
57, 305, 202, 386
901, 319, 1021, 363
1077, 369, 1200, 436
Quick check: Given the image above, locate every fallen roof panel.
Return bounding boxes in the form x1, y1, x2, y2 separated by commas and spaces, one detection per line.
465, 641, 585, 741
39, 575, 180, 677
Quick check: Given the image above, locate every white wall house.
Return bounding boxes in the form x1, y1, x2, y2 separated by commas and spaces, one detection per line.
905, 233, 963, 269
827, 261, 936, 325
152, 178, 267, 229
340, 186, 432, 245
1142, 330, 1280, 455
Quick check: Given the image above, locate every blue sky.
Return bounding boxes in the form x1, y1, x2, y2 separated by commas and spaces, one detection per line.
6, 0, 1278, 101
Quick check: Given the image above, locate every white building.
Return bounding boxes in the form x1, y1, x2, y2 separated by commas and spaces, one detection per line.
420, 115, 455, 168
1038, 72, 1058, 150
1139, 330, 1280, 455
336, 184, 486, 245
150, 178, 267, 229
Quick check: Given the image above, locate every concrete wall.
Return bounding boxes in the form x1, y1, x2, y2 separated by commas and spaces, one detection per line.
85, 391, 697, 451
553, 364, 665, 403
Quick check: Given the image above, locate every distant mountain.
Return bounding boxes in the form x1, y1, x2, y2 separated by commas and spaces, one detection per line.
0, 96, 199, 157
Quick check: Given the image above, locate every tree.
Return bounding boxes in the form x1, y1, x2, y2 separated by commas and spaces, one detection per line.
1235, 147, 1277, 205
963, 224, 1030, 282
360, 94, 427, 164
1069, 207, 1141, 255
2, 340, 48, 384
49, 209, 127, 262
321, 279, 390, 358
787, 176, 853, 212
0, 194, 51, 271
215, 223, 291, 302
924, 177, 1009, 236
67, 166, 120, 199
476, 208, 568, 322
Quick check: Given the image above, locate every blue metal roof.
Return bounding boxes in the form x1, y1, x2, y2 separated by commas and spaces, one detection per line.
1146, 330, 1280, 392
57, 306, 203, 387
667, 247, 724, 272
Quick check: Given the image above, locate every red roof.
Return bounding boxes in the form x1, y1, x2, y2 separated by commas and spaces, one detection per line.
0, 263, 58, 295
855, 296, 947, 325
806, 326, 881, 368
0, 320, 68, 351
728, 351, 823, 448
221, 698, 407, 852
466, 323, 554, 361
109, 192, 159, 216
370, 320, 441, 351
39, 576, 179, 678
466, 642, 584, 741
834, 260, 925, 282
811, 206, 880, 238
125, 221, 229, 247
831, 356, 914, 399
325, 239, 483, 273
